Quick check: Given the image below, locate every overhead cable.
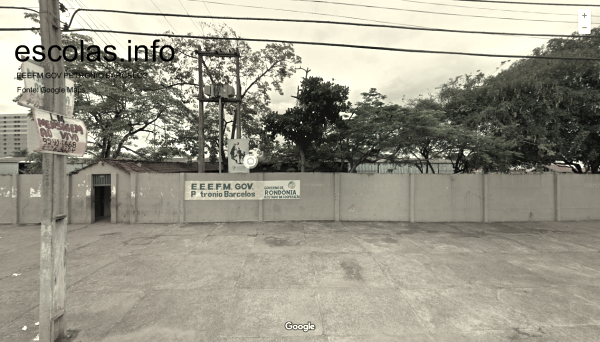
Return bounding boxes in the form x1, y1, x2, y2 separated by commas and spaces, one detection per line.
57, 28, 600, 61
61, 9, 599, 40
67, 0, 112, 48
0, 28, 40, 31
451, 0, 600, 6
393, 0, 571, 16
210, 0, 582, 24
62, 0, 110, 47
0, 6, 38, 13
178, 0, 206, 34
150, 0, 180, 34
71, 0, 127, 51
187, 0, 427, 28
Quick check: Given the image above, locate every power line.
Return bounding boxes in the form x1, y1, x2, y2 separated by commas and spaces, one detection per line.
283, 0, 581, 24
451, 0, 600, 6
179, 0, 205, 34
187, 0, 428, 29
0, 6, 38, 13
198, 0, 217, 27
61, 0, 110, 46
60, 28, 600, 61
67, 0, 112, 47
71, 0, 127, 51
151, 0, 180, 34
1, 28, 40, 31
5, 25, 597, 59
393, 0, 571, 16
61, 9, 599, 40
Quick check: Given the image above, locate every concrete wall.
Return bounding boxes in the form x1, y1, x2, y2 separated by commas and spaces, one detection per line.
559, 174, 600, 221
69, 172, 91, 224
2, 172, 600, 225
486, 174, 556, 222
340, 173, 410, 221
0, 175, 17, 224
0, 163, 19, 175
414, 174, 484, 222
17, 175, 43, 224
136, 173, 180, 223
263, 173, 335, 221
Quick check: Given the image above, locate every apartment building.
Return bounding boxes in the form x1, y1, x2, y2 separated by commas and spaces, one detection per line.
1, 113, 29, 156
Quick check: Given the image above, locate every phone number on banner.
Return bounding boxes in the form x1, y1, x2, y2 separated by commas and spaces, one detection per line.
40, 138, 78, 154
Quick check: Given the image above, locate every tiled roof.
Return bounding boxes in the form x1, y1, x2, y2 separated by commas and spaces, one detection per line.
71, 159, 223, 174
0, 157, 28, 163
543, 163, 576, 173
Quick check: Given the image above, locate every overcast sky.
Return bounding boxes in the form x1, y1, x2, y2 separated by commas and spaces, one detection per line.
0, 0, 596, 116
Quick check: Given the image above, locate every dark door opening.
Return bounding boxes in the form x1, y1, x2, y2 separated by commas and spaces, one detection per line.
92, 174, 112, 222
94, 186, 111, 219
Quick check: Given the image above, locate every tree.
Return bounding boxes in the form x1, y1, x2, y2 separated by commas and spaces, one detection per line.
22, 14, 301, 163
158, 23, 302, 163
441, 28, 600, 173
385, 98, 450, 173
337, 92, 519, 174
24, 152, 43, 174
303, 88, 516, 174
322, 89, 402, 173
11, 149, 28, 158
21, 13, 191, 161
438, 75, 522, 173
263, 76, 351, 172
60, 34, 191, 159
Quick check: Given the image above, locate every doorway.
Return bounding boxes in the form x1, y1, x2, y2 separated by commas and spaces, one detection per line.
94, 186, 111, 219
92, 174, 111, 221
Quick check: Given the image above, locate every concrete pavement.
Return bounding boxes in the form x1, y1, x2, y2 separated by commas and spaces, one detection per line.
1, 220, 600, 341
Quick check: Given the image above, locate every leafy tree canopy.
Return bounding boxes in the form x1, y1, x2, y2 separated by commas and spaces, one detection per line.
158, 23, 302, 163
441, 28, 600, 173
263, 76, 351, 172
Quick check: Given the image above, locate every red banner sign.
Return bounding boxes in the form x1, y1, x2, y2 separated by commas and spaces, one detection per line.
32, 109, 87, 156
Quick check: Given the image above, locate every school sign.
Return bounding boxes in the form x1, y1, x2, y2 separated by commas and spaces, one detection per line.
185, 180, 300, 200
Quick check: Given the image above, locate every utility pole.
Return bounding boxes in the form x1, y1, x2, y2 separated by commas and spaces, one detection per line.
197, 49, 205, 173
218, 96, 222, 173
235, 56, 241, 139
38, 0, 68, 341
197, 48, 242, 173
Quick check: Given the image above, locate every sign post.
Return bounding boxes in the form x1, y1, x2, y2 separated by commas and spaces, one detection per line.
219, 96, 222, 173
37, 1, 70, 341
228, 139, 250, 173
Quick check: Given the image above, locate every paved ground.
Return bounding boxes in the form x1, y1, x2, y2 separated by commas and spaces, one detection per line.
1, 220, 600, 342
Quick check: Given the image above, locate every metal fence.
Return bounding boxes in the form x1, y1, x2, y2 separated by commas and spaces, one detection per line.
351, 162, 455, 174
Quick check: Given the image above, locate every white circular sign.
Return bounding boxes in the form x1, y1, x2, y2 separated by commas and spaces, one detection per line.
243, 155, 258, 169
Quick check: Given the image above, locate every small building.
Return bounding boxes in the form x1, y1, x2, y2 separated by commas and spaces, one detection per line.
351, 159, 455, 174
542, 163, 578, 173
0, 156, 90, 174
69, 159, 221, 223
0, 157, 28, 174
